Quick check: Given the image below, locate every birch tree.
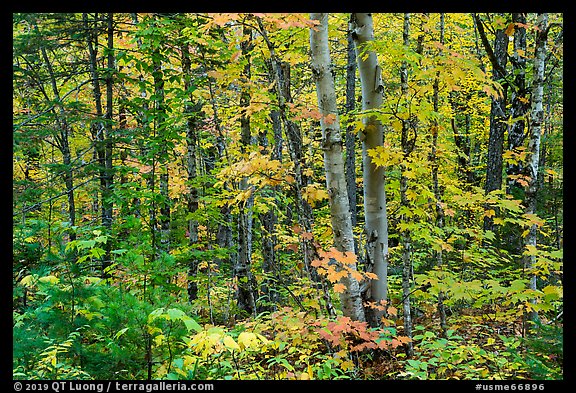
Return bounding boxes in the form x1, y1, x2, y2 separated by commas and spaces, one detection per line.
310, 13, 366, 322
350, 13, 389, 327
524, 12, 548, 327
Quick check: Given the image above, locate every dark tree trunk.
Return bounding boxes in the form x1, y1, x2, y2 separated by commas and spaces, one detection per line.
506, 13, 529, 197
345, 27, 358, 230
235, 25, 258, 317
474, 13, 510, 232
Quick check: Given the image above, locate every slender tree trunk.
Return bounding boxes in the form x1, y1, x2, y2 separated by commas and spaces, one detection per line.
235, 25, 258, 317
506, 13, 529, 196
102, 12, 115, 275
37, 18, 77, 254
449, 92, 474, 186
181, 43, 202, 302
524, 12, 548, 328
82, 13, 115, 275
256, 17, 336, 317
197, 43, 235, 272
259, 65, 282, 310
310, 13, 365, 322
345, 27, 358, 231
350, 13, 389, 327
431, 13, 448, 337
151, 22, 170, 251
474, 13, 510, 232
399, 13, 415, 357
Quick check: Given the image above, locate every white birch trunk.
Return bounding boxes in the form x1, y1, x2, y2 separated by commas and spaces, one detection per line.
524, 12, 548, 325
351, 13, 389, 327
310, 13, 366, 322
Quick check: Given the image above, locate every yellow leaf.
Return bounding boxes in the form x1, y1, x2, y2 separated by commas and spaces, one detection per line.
223, 335, 240, 351
20, 274, 37, 287
39, 275, 60, 284
154, 334, 165, 347
484, 209, 496, 218
237, 331, 259, 350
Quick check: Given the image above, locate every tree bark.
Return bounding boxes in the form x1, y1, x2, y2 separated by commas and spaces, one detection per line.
350, 13, 389, 327
345, 28, 358, 230
151, 20, 170, 251
235, 24, 258, 317
181, 42, 202, 302
102, 12, 115, 275
524, 12, 548, 327
399, 13, 415, 357
310, 13, 366, 322
431, 13, 448, 337
506, 13, 529, 196
475, 13, 510, 232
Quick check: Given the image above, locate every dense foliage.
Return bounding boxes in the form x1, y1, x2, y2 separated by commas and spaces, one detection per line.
13, 13, 563, 380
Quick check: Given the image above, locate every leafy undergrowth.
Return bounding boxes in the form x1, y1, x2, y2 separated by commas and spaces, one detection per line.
13, 269, 563, 380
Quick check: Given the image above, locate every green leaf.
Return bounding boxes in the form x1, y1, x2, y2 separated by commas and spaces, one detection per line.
181, 316, 202, 333
114, 327, 130, 340
90, 247, 106, 259
166, 308, 186, 320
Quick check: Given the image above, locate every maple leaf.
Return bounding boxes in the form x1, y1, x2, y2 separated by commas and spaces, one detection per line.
327, 269, 348, 282
339, 251, 357, 266
323, 113, 337, 125
349, 269, 364, 283
333, 283, 346, 293
377, 340, 391, 350
484, 209, 496, 218
351, 342, 377, 352
311, 258, 323, 268
396, 335, 412, 344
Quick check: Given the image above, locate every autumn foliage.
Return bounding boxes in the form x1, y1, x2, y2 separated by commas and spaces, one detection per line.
13, 12, 562, 381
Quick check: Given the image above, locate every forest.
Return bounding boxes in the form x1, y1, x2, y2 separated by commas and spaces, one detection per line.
12, 13, 563, 381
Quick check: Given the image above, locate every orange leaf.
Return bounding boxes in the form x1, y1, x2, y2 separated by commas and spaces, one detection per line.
377, 340, 391, 349
396, 335, 412, 344
504, 22, 515, 36
286, 243, 299, 253
340, 251, 357, 266
311, 259, 323, 268
291, 224, 303, 234
333, 283, 346, 293
323, 113, 337, 125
